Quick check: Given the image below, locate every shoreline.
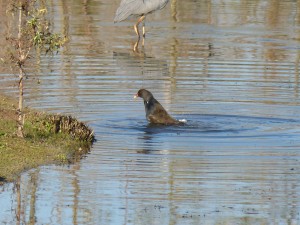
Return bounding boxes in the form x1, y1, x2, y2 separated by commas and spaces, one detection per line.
0, 93, 95, 184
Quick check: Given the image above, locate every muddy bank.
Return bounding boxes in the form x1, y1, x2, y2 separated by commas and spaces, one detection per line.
0, 94, 95, 184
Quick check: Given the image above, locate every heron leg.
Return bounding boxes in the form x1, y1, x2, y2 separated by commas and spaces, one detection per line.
134, 15, 146, 39
142, 20, 146, 38
134, 24, 140, 40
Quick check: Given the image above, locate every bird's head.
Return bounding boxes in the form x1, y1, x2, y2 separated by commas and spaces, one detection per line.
134, 89, 153, 101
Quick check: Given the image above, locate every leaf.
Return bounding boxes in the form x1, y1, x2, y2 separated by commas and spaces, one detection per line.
38, 8, 47, 15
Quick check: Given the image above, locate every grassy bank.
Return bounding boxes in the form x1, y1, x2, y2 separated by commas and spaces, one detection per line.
0, 94, 94, 184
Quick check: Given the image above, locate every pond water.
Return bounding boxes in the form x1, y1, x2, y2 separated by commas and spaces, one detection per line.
1, 0, 300, 224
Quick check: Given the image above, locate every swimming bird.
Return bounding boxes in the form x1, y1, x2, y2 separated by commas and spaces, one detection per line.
134, 89, 181, 125
114, 0, 170, 39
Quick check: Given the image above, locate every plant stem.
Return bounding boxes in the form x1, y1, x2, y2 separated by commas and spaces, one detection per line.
17, 2, 24, 138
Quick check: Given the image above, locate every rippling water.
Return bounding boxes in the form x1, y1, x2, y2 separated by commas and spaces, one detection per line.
0, 0, 300, 224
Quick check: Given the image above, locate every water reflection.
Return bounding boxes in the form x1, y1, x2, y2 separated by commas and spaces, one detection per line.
137, 126, 157, 154
1, 0, 300, 224
113, 51, 168, 77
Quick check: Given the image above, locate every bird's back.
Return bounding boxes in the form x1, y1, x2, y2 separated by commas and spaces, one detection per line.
145, 97, 179, 125
114, 0, 169, 23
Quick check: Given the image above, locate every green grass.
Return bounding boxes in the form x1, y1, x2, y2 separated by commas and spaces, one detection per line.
0, 95, 94, 184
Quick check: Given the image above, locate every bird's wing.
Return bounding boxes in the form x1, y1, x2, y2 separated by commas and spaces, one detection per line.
147, 0, 169, 11
114, 0, 145, 22
114, 0, 169, 22
148, 113, 164, 124
152, 104, 170, 116
148, 104, 176, 124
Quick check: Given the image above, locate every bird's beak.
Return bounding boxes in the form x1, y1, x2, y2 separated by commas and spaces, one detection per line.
134, 94, 138, 99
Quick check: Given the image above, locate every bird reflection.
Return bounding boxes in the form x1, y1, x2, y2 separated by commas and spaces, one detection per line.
113, 51, 168, 78
136, 124, 161, 154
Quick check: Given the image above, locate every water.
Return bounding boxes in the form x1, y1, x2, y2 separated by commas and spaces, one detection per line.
0, 0, 300, 224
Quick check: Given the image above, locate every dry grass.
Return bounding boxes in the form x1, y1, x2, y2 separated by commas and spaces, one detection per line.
0, 94, 94, 184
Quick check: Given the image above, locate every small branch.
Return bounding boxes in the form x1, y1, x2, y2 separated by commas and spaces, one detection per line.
23, 46, 32, 61
18, 74, 23, 85
18, 5, 22, 52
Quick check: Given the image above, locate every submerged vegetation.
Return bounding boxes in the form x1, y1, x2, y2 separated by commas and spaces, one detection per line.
0, 95, 94, 184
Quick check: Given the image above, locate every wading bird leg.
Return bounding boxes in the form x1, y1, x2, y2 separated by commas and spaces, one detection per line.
142, 20, 146, 38
142, 21, 145, 47
134, 23, 140, 40
134, 15, 146, 40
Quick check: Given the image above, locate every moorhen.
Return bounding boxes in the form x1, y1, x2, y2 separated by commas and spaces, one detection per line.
134, 89, 181, 125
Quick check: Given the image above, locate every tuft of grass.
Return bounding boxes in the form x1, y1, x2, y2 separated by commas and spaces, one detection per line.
0, 94, 94, 184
